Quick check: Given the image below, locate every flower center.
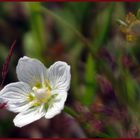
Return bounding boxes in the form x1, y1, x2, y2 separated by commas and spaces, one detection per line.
32, 87, 51, 103
27, 81, 58, 110
27, 80, 53, 107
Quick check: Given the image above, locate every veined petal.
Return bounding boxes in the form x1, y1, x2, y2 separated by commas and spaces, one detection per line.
7, 101, 32, 113
45, 90, 67, 119
13, 105, 45, 127
16, 56, 47, 87
0, 82, 32, 112
0, 82, 31, 101
47, 61, 71, 91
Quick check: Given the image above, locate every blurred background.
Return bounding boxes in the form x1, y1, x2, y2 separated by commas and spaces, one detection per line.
1, 2, 140, 138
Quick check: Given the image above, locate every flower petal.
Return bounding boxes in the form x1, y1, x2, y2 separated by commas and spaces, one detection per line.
13, 105, 45, 127
0, 82, 32, 112
8, 101, 32, 113
45, 90, 67, 119
16, 56, 47, 87
47, 61, 71, 91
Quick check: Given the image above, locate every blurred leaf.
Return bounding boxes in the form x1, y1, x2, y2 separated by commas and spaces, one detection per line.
24, 32, 37, 57
64, 106, 78, 118
117, 69, 138, 106
137, 9, 140, 19
125, 73, 136, 103
23, 2, 46, 62
64, 2, 92, 24
92, 3, 114, 52
105, 126, 120, 138
113, 2, 125, 22
82, 54, 96, 106
70, 42, 83, 100
42, 7, 93, 54
124, 71, 140, 107
55, 10, 78, 45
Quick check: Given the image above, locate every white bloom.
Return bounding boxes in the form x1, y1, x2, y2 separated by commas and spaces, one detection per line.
0, 56, 71, 127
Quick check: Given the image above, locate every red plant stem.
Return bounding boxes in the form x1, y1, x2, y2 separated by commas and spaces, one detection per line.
0, 40, 16, 87
0, 102, 7, 109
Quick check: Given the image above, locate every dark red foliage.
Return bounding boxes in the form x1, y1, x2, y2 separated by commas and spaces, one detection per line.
0, 102, 7, 109
0, 40, 16, 87
121, 55, 134, 69
98, 47, 116, 70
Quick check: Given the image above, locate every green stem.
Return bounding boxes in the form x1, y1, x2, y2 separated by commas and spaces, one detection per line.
41, 7, 95, 57
64, 106, 78, 118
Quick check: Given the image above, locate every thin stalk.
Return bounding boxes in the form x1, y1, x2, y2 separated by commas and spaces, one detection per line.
41, 7, 95, 58
64, 106, 78, 118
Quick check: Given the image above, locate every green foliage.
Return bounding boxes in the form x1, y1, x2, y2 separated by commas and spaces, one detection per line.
1, 2, 140, 138
23, 2, 46, 62
92, 3, 114, 52
82, 54, 96, 106
125, 73, 136, 103
55, 10, 77, 45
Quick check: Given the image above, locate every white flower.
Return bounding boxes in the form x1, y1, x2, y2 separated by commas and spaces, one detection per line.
0, 56, 71, 127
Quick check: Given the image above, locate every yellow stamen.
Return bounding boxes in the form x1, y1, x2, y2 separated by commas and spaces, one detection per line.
27, 93, 35, 101
45, 80, 52, 90
27, 79, 54, 107
35, 82, 42, 88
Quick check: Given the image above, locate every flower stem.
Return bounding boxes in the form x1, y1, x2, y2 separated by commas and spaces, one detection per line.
41, 7, 95, 58
64, 106, 78, 118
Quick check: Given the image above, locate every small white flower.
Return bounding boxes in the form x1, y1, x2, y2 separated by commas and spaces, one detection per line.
0, 56, 71, 127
